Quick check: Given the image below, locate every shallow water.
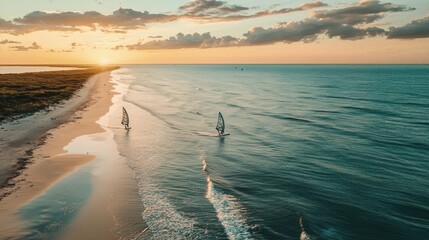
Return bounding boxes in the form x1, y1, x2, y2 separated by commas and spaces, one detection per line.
113, 65, 429, 240
0, 75, 98, 189
15, 77, 146, 239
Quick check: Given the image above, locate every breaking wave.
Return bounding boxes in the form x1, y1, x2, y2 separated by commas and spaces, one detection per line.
201, 152, 254, 240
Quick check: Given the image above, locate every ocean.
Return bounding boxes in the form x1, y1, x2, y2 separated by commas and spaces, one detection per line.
111, 64, 429, 240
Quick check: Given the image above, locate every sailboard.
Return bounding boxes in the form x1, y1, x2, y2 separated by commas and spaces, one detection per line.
121, 107, 131, 130
216, 112, 229, 137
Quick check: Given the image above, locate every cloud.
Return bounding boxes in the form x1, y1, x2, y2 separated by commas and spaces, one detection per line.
0, 18, 17, 31
71, 42, 77, 49
3, 8, 177, 35
182, 1, 328, 22
1, 2, 327, 34
126, 32, 241, 50
0, 18, 26, 34
10, 42, 41, 51
1, 16, 80, 35
242, 21, 385, 45
313, 0, 414, 18
310, 0, 414, 27
122, 0, 416, 50
46, 49, 73, 52
1, 0, 423, 43
179, 0, 248, 15
14, 9, 164, 28
299, 2, 329, 10
70, 42, 84, 49
387, 16, 429, 39
111, 45, 124, 50
242, 0, 412, 44
0, 39, 21, 44
253, 2, 328, 17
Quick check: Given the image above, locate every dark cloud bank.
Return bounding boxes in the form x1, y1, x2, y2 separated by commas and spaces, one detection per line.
121, 0, 426, 50
388, 16, 429, 39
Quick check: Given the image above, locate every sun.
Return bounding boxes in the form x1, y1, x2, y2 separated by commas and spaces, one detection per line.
99, 57, 109, 65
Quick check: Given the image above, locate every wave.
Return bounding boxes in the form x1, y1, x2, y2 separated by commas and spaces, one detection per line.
196, 131, 219, 137
410, 121, 429, 126
124, 97, 181, 131
341, 106, 402, 118
136, 178, 202, 240
112, 71, 203, 239
125, 153, 204, 239
201, 152, 207, 172
252, 112, 313, 124
227, 103, 248, 110
320, 94, 429, 108
299, 217, 316, 240
372, 138, 429, 151
317, 85, 340, 89
206, 176, 254, 240
310, 109, 341, 114
200, 153, 254, 240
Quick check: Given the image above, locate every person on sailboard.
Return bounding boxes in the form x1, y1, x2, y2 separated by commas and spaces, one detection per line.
216, 112, 226, 136
122, 107, 131, 130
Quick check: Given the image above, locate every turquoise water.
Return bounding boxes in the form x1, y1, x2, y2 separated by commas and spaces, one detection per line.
115, 65, 429, 240
19, 164, 93, 239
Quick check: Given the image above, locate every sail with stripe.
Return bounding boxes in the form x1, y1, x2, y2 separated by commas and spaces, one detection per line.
121, 107, 130, 130
216, 112, 225, 135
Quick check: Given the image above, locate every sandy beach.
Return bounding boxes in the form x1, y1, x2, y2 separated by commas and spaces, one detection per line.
0, 69, 145, 239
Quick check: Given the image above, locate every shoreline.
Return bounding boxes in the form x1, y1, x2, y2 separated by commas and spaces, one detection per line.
0, 65, 119, 191
0, 71, 100, 197
0, 69, 145, 238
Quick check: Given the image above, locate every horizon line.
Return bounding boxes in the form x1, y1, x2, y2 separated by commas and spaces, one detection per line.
1, 63, 429, 66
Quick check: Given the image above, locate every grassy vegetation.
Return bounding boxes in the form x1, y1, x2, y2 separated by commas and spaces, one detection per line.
0, 66, 119, 123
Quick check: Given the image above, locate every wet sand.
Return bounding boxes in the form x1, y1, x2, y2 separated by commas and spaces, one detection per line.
0, 70, 145, 239
0, 70, 101, 194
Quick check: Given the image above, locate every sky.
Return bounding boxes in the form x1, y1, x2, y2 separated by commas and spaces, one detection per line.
0, 0, 428, 64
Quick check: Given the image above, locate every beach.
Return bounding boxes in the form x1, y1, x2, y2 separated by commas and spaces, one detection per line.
0, 68, 145, 239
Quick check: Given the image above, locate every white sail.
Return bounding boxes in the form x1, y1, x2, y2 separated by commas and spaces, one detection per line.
121, 107, 130, 129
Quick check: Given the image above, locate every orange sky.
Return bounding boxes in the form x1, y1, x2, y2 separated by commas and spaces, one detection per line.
2, 37, 428, 65
1, 0, 428, 64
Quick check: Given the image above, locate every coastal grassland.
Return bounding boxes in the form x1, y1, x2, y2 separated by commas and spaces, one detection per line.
0, 66, 118, 122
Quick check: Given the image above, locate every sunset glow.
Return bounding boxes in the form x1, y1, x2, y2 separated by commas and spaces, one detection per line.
99, 57, 109, 65
1, 0, 428, 64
